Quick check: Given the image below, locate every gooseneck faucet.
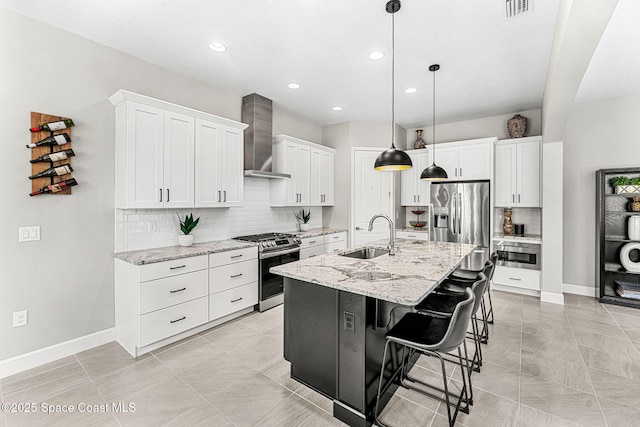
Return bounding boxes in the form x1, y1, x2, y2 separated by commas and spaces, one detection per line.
368, 214, 396, 256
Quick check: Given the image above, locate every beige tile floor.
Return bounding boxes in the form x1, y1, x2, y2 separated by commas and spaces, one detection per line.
2, 291, 640, 426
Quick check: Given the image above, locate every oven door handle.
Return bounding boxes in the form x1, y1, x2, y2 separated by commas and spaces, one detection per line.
260, 247, 301, 259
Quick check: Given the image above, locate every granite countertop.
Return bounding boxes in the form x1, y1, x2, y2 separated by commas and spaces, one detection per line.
290, 227, 347, 239
492, 233, 542, 244
271, 238, 475, 306
114, 239, 257, 265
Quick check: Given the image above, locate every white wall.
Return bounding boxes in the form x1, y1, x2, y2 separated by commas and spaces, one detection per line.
0, 7, 321, 361
562, 93, 640, 290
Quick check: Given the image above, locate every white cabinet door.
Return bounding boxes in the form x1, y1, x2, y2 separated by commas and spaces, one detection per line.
310, 148, 322, 206
297, 145, 311, 204
516, 141, 540, 207
163, 111, 195, 208
282, 141, 298, 204
458, 143, 491, 180
401, 150, 430, 206
319, 150, 334, 205
125, 102, 164, 208
194, 118, 222, 207
494, 144, 517, 207
415, 151, 431, 205
219, 127, 243, 206
433, 146, 458, 181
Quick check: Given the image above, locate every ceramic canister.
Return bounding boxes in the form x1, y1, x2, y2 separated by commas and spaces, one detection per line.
629, 215, 640, 241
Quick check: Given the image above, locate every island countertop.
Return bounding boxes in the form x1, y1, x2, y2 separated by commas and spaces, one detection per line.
271, 239, 475, 306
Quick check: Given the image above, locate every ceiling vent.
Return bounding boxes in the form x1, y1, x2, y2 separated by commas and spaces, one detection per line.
505, 0, 531, 18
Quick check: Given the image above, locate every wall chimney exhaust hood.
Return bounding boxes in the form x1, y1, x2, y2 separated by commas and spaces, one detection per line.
242, 93, 290, 179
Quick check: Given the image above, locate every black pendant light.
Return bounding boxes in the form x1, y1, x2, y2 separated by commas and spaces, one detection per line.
374, 0, 412, 172
421, 64, 448, 180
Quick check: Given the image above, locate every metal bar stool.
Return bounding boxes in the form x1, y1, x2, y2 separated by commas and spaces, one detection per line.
373, 288, 475, 427
450, 252, 497, 327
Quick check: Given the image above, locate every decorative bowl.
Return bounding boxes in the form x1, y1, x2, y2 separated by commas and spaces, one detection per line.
411, 210, 425, 215
409, 221, 426, 228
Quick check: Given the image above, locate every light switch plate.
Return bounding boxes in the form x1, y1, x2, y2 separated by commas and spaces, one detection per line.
18, 226, 40, 242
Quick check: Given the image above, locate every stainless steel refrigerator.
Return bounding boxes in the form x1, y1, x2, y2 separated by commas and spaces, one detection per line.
430, 181, 490, 268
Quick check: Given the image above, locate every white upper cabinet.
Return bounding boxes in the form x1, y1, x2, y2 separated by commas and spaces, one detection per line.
495, 136, 541, 207
401, 149, 430, 206
429, 138, 494, 181
271, 135, 335, 207
194, 119, 244, 207
110, 90, 247, 209
311, 147, 335, 206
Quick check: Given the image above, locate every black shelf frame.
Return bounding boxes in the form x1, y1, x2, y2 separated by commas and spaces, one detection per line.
597, 168, 640, 309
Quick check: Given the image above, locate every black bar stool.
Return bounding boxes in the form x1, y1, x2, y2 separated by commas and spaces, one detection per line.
373, 288, 475, 427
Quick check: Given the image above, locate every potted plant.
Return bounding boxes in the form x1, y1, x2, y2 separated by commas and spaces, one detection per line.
177, 212, 200, 247
294, 209, 311, 231
611, 176, 640, 194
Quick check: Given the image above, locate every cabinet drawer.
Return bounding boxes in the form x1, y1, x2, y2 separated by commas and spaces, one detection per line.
325, 240, 347, 254
326, 232, 347, 243
493, 265, 540, 291
209, 259, 258, 293
139, 269, 208, 314
209, 247, 257, 268
210, 282, 258, 321
139, 255, 208, 282
139, 296, 208, 347
300, 245, 326, 260
396, 231, 429, 241
300, 236, 325, 249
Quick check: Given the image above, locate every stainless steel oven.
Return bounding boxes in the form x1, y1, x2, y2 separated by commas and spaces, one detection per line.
234, 233, 301, 312
495, 241, 540, 270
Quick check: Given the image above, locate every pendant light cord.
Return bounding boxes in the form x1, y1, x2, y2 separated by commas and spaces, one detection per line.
391, 10, 396, 149
432, 66, 436, 164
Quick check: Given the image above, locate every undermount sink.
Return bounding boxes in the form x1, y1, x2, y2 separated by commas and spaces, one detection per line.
340, 247, 389, 259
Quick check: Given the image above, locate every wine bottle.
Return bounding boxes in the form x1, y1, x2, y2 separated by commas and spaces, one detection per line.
29, 178, 78, 196
30, 119, 75, 133
30, 149, 76, 163
26, 133, 71, 148
28, 164, 73, 180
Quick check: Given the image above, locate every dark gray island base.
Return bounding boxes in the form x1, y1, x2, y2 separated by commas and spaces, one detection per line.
284, 277, 414, 426
273, 239, 476, 426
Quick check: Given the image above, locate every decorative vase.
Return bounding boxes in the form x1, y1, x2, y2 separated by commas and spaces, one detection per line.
178, 234, 194, 247
503, 208, 513, 235
414, 129, 426, 149
631, 197, 640, 212
630, 216, 640, 241
507, 114, 527, 138
298, 223, 310, 232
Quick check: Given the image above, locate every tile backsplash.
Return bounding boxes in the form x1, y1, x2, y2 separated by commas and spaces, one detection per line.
494, 207, 541, 235
115, 178, 322, 252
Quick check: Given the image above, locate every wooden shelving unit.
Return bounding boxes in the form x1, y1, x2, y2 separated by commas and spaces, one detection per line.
597, 168, 640, 308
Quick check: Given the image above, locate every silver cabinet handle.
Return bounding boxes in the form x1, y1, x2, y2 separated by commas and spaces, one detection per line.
231, 297, 243, 303
230, 254, 243, 259
455, 168, 458, 177
309, 240, 317, 244
169, 265, 186, 270
170, 316, 186, 324
408, 234, 417, 238
513, 194, 515, 203
218, 191, 221, 202
460, 167, 462, 177
356, 226, 362, 230
159, 189, 163, 202
309, 255, 317, 258
170, 287, 186, 293
417, 195, 420, 203
333, 236, 340, 239
166, 189, 170, 202
518, 194, 521, 203
223, 191, 226, 202
509, 277, 522, 281
230, 273, 243, 278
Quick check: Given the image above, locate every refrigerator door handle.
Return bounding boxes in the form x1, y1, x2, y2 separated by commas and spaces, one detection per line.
458, 192, 462, 235
452, 195, 457, 235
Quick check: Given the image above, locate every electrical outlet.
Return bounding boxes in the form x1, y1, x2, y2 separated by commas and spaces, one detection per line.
344, 311, 355, 333
13, 310, 27, 328
18, 226, 40, 242
147, 221, 157, 232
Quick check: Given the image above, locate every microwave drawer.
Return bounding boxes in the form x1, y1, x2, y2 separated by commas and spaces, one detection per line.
493, 266, 540, 291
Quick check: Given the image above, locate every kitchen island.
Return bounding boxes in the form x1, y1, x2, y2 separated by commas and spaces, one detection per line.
271, 239, 475, 426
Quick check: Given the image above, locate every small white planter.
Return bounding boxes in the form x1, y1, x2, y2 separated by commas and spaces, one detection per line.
615, 185, 640, 194
178, 234, 195, 247
298, 223, 310, 232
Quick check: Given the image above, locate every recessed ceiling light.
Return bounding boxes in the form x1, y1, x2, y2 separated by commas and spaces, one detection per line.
208, 42, 227, 52
368, 51, 384, 60
288, 83, 300, 89
405, 87, 417, 94
332, 106, 343, 111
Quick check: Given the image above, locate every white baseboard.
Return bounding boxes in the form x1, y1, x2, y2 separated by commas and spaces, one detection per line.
0, 328, 116, 379
541, 291, 565, 305
562, 282, 597, 297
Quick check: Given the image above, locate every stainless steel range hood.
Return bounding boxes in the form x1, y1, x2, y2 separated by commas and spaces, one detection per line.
242, 93, 290, 179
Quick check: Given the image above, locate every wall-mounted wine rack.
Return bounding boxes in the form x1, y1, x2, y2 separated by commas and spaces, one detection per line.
29, 112, 77, 196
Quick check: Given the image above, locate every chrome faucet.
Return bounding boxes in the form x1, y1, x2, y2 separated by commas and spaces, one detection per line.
368, 214, 396, 256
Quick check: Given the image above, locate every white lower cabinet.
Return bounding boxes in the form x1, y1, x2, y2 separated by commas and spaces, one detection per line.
396, 231, 429, 241
300, 232, 347, 259
492, 265, 540, 291
115, 246, 259, 358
